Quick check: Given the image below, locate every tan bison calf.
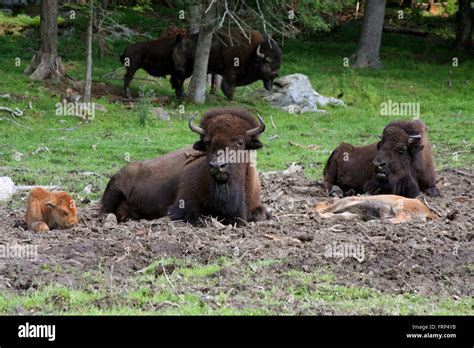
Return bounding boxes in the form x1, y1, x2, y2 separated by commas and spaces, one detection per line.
25, 187, 78, 232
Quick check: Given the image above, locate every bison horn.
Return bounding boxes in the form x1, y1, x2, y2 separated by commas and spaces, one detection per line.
408, 134, 421, 144
189, 113, 206, 136
256, 44, 265, 59
246, 113, 266, 137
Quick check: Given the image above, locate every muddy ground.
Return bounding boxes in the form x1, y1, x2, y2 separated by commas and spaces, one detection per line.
0, 168, 472, 305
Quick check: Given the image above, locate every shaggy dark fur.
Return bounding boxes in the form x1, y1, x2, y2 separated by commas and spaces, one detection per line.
323, 119, 439, 198
101, 108, 270, 226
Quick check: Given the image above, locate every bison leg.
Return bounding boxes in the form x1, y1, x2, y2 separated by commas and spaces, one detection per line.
168, 200, 202, 225
210, 74, 220, 95
123, 67, 138, 99
221, 76, 236, 100
31, 221, 50, 232
100, 175, 126, 217
329, 185, 344, 198
323, 148, 340, 192
221, 208, 248, 227
400, 176, 421, 198
424, 186, 441, 197
248, 205, 272, 222
115, 200, 131, 222
170, 75, 185, 98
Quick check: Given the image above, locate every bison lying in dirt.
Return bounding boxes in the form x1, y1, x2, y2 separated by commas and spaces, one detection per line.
173, 30, 282, 99
323, 119, 440, 198
25, 188, 78, 232
313, 194, 439, 223
100, 108, 271, 226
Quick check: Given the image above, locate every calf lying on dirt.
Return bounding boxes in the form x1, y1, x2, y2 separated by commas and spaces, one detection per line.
25, 187, 78, 232
313, 194, 439, 223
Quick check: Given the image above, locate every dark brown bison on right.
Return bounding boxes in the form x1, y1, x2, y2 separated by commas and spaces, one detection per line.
323, 119, 439, 198
100, 108, 270, 226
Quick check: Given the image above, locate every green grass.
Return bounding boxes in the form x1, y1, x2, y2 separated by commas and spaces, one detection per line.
0, 9, 472, 205
0, 7, 473, 315
0, 259, 471, 315
0, 12, 40, 28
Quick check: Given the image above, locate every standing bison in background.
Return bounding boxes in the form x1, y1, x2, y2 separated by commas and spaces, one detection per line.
173, 30, 282, 99
323, 119, 440, 198
120, 34, 186, 99
100, 108, 271, 226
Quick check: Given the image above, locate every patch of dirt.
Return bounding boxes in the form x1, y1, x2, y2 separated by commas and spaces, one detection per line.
0, 169, 472, 299
42, 78, 172, 105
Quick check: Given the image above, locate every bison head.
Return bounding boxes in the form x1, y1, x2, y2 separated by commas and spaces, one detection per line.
189, 108, 265, 183
254, 38, 282, 91
370, 126, 424, 197
45, 192, 78, 229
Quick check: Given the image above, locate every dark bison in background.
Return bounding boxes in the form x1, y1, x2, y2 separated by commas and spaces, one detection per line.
100, 108, 271, 226
173, 29, 282, 99
120, 33, 186, 99
323, 119, 440, 198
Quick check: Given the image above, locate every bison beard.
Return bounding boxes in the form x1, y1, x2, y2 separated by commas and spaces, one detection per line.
100, 108, 270, 226
323, 119, 439, 198
363, 169, 421, 198
168, 180, 247, 226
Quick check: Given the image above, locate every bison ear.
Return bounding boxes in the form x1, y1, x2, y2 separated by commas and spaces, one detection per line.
45, 201, 57, 209
376, 141, 382, 150
246, 138, 263, 150
193, 140, 206, 151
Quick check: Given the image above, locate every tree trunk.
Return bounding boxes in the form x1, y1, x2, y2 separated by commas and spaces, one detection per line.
98, 0, 109, 60
189, 3, 202, 34
454, 0, 472, 50
24, 0, 64, 80
188, 0, 217, 104
83, 0, 93, 103
352, 0, 386, 69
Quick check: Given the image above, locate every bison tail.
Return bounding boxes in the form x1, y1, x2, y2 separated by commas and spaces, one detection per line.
100, 175, 125, 216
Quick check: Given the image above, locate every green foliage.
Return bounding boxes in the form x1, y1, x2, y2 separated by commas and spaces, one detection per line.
444, 0, 458, 16
0, 262, 472, 315
0, 12, 40, 27
0, 5, 472, 315
136, 85, 153, 127
296, 0, 356, 34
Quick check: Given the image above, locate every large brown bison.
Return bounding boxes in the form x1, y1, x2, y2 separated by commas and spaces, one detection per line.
323, 119, 440, 198
100, 108, 271, 226
120, 34, 186, 99
173, 30, 282, 99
